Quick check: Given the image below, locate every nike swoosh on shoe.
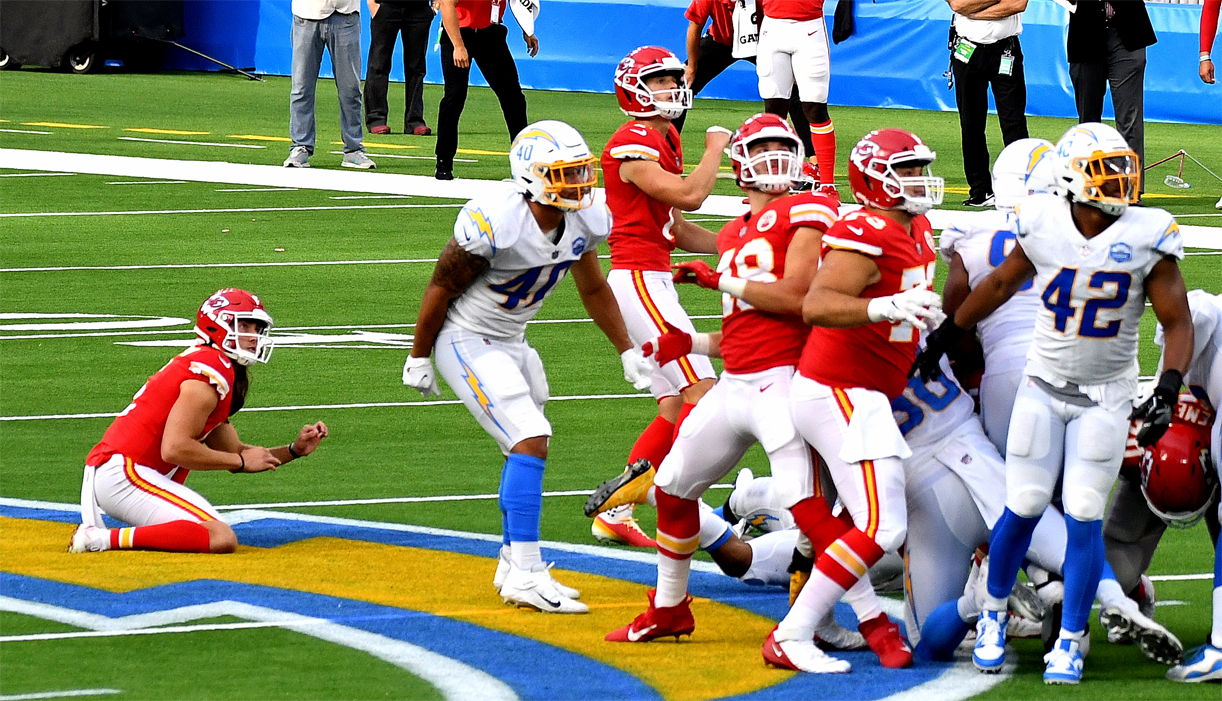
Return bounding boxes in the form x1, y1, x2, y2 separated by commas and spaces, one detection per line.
627, 624, 658, 642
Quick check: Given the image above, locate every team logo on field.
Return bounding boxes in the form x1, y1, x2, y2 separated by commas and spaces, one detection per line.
1110, 242, 1133, 263
571, 236, 586, 255
756, 210, 777, 232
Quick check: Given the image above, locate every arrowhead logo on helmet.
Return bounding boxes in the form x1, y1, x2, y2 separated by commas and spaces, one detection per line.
614, 46, 692, 120
847, 129, 945, 215
194, 288, 274, 366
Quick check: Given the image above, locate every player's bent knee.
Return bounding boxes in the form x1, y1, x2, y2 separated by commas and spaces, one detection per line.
1007, 486, 1052, 519
205, 521, 238, 554
1063, 488, 1108, 523
511, 436, 549, 460
873, 524, 907, 555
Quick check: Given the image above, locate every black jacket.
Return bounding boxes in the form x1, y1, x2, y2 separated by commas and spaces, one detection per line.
1066, 1, 1156, 63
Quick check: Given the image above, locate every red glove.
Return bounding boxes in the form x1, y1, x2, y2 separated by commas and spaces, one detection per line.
672, 261, 722, 290
641, 329, 693, 366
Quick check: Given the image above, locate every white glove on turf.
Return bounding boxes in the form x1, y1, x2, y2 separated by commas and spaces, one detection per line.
620, 348, 653, 391
403, 355, 441, 397
866, 288, 943, 330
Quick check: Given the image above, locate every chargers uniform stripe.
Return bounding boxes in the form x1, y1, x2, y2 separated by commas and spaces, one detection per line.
122, 457, 215, 522
631, 271, 698, 384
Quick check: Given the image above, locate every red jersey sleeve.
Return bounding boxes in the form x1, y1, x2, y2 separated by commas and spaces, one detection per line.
603, 122, 685, 271
686, 0, 714, 25
786, 191, 839, 233
821, 209, 889, 258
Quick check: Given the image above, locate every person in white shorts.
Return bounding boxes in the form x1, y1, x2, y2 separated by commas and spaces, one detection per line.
403, 120, 653, 615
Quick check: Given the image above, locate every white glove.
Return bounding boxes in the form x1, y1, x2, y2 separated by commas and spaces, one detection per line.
402, 355, 441, 397
866, 288, 943, 330
620, 348, 653, 391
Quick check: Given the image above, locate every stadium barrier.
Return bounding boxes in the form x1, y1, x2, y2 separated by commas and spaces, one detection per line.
162, 0, 1218, 125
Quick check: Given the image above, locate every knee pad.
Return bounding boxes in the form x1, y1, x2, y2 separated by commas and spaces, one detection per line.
1063, 484, 1109, 522
1007, 483, 1053, 519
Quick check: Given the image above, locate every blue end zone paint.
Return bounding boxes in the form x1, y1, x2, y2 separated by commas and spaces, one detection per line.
1, 573, 662, 701
4, 505, 949, 699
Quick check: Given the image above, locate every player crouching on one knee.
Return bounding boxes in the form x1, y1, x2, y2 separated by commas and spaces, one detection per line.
403, 120, 653, 614
72, 289, 328, 555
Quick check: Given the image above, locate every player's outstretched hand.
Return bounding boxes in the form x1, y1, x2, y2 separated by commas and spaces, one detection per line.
291, 421, 329, 458
910, 317, 967, 382
403, 355, 441, 397
642, 328, 694, 366
867, 287, 943, 329
239, 447, 281, 473
673, 261, 721, 290
1130, 369, 1183, 446
706, 125, 732, 154
620, 348, 653, 391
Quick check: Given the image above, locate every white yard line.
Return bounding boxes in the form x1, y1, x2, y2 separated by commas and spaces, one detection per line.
215, 187, 299, 192
329, 195, 413, 200
0, 171, 71, 177
117, 137, 264, 149
0, 129, 52, 135
0, 619, 330, 642
0, 691, 120, 701
105, 180, 188, 185
0, 203, 463, 218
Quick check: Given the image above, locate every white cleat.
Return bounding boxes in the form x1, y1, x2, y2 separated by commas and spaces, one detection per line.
500, 562, 587, 614
1167, 643, 1222, 682
973, 609, 1008, 673
1008, 581, 1047, 623
763, 629, 852, 673
492, 548, 579, 600
813, 611, 867, 651
1043, 636, 1084, 684
68, 525, 109, 553
1099, 604, 1183, 665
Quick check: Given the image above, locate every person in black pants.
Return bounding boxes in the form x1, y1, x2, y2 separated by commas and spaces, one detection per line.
435, 0, 534, 180
1067, 0, 1156, 196
364, 0, 434, 136
948, 0, 1028, 207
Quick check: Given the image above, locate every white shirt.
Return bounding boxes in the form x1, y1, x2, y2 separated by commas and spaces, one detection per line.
447, 186, 612, 339
940, 209, 1040, 370
1015, 194, 1184, 390
892, 356, 977, 457
1156, 290, 1222, 411
953, 12, 1022, 45
292, 0, 360, 20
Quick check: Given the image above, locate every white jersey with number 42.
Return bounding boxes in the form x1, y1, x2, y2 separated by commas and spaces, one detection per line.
1015, 193, 1184, 387
446, 186, 612, 339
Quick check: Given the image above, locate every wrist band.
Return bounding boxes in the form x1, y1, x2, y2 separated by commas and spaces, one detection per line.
236, 454, 245, 473
691, 333, 711, 356
718, 276, 747, 298
288, 442, 302, 459
1202, 54, 1214, 63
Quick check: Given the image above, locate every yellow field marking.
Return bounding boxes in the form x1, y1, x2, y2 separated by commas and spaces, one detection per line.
228, 134, 293, 142
124, 128, 211, 136
3, 517, 793, 701
457, 148, 509, 156
333, 141, 420, 150
22, 122, 109, 129
1142, 193, 1192, 199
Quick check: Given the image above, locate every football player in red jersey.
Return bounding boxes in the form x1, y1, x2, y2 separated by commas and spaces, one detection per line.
605, 114, 874, 646
761, 129, 945, 673
70, 289, 328, 555
583, 46, 731, 534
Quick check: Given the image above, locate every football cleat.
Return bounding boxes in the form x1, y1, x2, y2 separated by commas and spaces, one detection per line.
68, 525, 109, 553
859, 614, 913, 668
1043, 636, 1084, 685
1099, 604, 1183, 665
1007, 614, 1043, 639
787, 548, 814, 608
492, 549, 579, 599
1008, 581, 1047, 623
591, 505, 657, 548
1136, 574, 1157, 621
1167, 643, 1222, 682
500, 562, 587, 614
973, 609, 1008, 673
763, 628, 852, 674
605, 589, 694, 642
813, 611, 867, 651
1040, 601, 1091, 658
584, 459, 655, 517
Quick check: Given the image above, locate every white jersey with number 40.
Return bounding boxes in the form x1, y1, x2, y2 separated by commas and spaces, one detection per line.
1015, 193, 1184, 387
446, 186, 612, 339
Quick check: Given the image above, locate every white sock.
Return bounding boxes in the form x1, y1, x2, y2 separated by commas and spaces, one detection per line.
697, 504, 730, 549
510, 541, 542, 570
655, 554, 691, 608
1095, 576, 1131, 612
646, 485, 657, 508
777, 569, 847, 641
1212, 586, 1222, 648
1059, 626, 1084, 642
841, 573, 882, 623
958, 594, 978, 622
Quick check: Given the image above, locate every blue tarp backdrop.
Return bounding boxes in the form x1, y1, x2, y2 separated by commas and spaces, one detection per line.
163, 0, 1220, 125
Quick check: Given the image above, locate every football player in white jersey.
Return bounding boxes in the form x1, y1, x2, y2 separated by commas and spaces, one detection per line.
1101, 290, 1222, 681
403, 120, 654, 614
941, 138, 1057, 455
913, 122, 1195, 684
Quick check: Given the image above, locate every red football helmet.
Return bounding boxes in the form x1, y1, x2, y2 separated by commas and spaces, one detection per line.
194, 288, 275, 366
728, 113, 804, 193
848, 129, 945, 215
1139, 396, 1218, 528
614, 46, 691, 120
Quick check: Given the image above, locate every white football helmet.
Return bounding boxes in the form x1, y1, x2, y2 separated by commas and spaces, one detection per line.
509, 120, 598, 210
1052, 123, 1140, 216
991, 138, 1057, 212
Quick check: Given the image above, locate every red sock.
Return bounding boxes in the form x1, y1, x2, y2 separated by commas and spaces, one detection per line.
655, 490, 701, 560
790, 496, 852, 554
814, 527, 885, 590
810, 120, 836, 185
671, 403, 697, 443
628, 415, 676, 469
111, 520, 212, 553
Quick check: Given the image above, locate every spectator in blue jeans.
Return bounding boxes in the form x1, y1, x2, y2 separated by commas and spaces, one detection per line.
285, 0, 376, 169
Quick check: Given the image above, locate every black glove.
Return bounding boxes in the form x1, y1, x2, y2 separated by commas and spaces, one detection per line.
1129, 369, 1183, 447
910, 318, 967, 382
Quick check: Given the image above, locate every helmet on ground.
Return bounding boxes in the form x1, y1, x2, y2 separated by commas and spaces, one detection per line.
510, 120, 597, 210
1052, 122, 1140, 216
728, 113, 805, 193
194, 288, 274, 366
1139, 396, 1218, 528
848, 129, 944, 215
991, 137, 1057, 211
614, 46, 692, 120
